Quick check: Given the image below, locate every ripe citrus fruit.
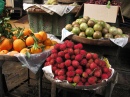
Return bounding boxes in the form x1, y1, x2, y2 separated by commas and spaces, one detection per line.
13, 39, 26, 52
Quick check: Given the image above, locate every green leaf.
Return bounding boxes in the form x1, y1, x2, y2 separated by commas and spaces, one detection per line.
71, 83, 76, 86
106, 1, 111, 9
26, 51, 31, 58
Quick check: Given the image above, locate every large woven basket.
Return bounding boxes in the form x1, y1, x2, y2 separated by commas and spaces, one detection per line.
44, 68, 115, 90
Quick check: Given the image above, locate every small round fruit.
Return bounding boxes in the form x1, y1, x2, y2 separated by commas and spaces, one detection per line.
93, 24, 102, 31
87, 20, 95, 27
79, 32, 86, 37
93, 31, 102, 39
80, 23, 88, 31
104, 33, 113, 39
85, 27, 94, 37
65, 24, 73, 31
109, 26, 118, 36
71, 27, 80, 35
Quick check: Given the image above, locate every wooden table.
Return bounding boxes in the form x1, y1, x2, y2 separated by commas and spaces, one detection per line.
0, 55, 43, 97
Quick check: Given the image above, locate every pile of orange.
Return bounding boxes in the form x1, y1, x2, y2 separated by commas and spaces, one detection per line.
0, 28, 58, 56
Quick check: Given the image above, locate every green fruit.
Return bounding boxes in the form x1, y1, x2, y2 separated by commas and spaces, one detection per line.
85, 27, 94, 37
79, 32, 86, 37
93, 24, 102, 31
109, 26, 118, 36
72, 27, 80, 35
93, 31, 102, 39
80, 23, 88, 31
65, 24, 73, 31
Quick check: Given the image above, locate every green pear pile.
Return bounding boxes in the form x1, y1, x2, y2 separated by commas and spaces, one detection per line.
65, 16, 128, 39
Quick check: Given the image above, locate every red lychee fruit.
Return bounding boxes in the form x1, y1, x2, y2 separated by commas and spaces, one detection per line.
66, 41, 74, 48
52, 66, 57, 72
73, 75, 81, 83
89, 62, 97, 70
88, 76, 97, 85
64, 53, 70, 59
80, 50, 87, 57
65, 59, 71, 67
58, 75, 66, 81
84, 82, 90, 86
44, 62, 50, 66
86, 53, 92, 60
82, 72, 88, 78
50, 53, 58, 59
75, 54, 83, 61
74, 49, 80, 55
51, 49, 57, 54
80, 58, 87, 66
71, 55, 75, 60
58, 62, 65, 69
63, 49, 68, 54
74, 43, 83, 50
67, 77, 73, 83
67, 48, 74, 55
56, 57, 63, 63
66, 71, 75, 77
85, 68, 92, 75
72, 60, 79, 68
67, 66, 74, 71
46, 56, 51, 62
50, 59, 55, 65
54, 43, 61, 50
92, 53, 98, 59
94, 69, 102, 77
102, 67, 109, 73
77, 65, 82, 69
107, 70, 112, 77
58, 51, 65, 57
58, 69, 65, 76
60, 43, 67, 50
75, 69, 83, 75
77, 81, 83, 86
81, 77, 86, 83
94, 58, 100, 65
100, 60, 106, 67
101, 73, 109, 80
55, 69, 60, 75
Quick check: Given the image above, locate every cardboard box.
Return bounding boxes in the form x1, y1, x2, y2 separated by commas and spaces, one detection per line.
83, 4, 123, 23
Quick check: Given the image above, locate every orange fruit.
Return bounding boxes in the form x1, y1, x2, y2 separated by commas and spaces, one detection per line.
38, 31, 47, 41
30, 47, 43, 54
23, 28, 32, 36
12, 36, 17, 40
44, 46, 54, 50
51, 40, 58, 45
43, 38, 52, 46
20, 48, 30, 54
7, 51, 19, 56
25, 36, 34, 46
0, 50, 9, 54
13, 39, 26, 52
34, 33, 43, 42
0, 38, 13, 51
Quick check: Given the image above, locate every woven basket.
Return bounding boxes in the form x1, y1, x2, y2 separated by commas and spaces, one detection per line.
44, 68, 115, 90
67, 35, 116, 46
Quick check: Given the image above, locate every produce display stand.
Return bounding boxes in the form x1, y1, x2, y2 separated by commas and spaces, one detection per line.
0, 55, 43, 97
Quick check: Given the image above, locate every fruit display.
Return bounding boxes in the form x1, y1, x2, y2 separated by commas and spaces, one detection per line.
65, 16, 128, 39
0, 17, 58, 56
44, 40, 113, 86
